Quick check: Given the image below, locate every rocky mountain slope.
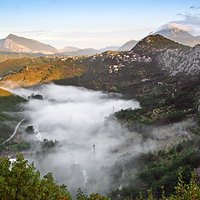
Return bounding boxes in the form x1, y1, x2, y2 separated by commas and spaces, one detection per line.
158, 44, 200, 75
0, 34, 57, 54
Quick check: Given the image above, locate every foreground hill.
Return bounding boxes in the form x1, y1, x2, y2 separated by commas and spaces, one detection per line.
0, 34, 57, 54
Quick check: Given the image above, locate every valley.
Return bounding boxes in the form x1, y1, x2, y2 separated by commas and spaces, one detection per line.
1, 1, 200, 199
1, 32, 200, 199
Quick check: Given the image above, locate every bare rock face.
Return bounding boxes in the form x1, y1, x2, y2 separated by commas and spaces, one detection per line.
158, 44, 200, 75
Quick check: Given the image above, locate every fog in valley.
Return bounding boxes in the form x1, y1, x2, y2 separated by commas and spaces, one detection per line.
12, 84, 192, 195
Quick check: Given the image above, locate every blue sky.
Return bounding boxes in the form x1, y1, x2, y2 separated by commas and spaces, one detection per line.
0, 0, 200, 48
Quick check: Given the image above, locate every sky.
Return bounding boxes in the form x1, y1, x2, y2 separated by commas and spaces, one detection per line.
0, 0, 200, 49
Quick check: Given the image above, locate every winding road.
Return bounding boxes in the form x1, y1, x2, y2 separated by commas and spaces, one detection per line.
1, 119, 25, 145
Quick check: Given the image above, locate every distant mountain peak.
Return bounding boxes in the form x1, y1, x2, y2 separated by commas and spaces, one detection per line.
0, 34, 57, 54
59, 46, 80, 53
118, 39, 138, 51
155, 23, 200, 46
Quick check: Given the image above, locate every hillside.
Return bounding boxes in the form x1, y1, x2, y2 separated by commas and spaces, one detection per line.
0, 88, 26, 141
0, 52, 41, 63
0, 88, 12, 96
0, 57, 85, 88
131, 34, 187, 54
158, 44, 200, 75
0, 57, 49, 76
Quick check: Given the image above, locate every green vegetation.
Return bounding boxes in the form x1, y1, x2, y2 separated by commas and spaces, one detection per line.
115, 76, 199, 125
115, 108, 188, 125
0, 154, 72, 200
76, 188, 109, 200
0, 95, 26, 113
0, 141, 30, 152
110, 136, 200, 199
0, 154, 200, 200
0, 155, 109, 200
135, 171, 200, 200
0, 92, 26, 140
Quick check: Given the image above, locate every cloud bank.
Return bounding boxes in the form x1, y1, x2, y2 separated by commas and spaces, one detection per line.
12, 84, 192, 195
13, 84, 141, 193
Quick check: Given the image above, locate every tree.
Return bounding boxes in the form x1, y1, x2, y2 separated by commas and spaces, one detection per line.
0, 154, 71, 200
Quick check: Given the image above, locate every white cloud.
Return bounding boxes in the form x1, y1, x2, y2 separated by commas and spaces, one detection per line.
158, 22, 193, 32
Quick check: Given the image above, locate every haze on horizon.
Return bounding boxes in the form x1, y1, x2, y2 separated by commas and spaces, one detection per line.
0, 0, 200, 49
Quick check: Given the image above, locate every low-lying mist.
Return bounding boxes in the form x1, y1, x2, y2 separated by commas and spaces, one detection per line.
12, 84, 191, 195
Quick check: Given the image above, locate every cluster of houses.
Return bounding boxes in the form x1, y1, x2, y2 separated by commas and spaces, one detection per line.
108, 64, 125, 74
98, 52, 151, 63
113, 52, 152, 64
